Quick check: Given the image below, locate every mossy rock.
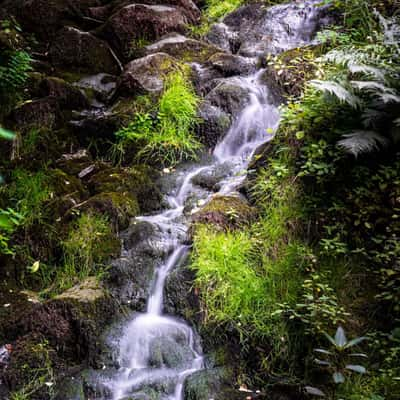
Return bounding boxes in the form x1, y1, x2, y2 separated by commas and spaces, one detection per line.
88, 165, 162, 213
145, 33, 221, 63
191, 195, 256, 230
117, 53, 180, 97
14, 127, 77, 168
82, 191, 139, 230
183, 368, 238, 400
55, 149, 94, 177
47, 168, 89, 217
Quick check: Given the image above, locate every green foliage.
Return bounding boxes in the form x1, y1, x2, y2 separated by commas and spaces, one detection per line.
307, 327, 367, 397
0, 207, 24, 255
204, 0, 244, 21
9, 339, 55, 400
115, 71, 202, 166
0, 50, 32, 91
52, 213, 115, 294
5, 168, 52, 227
191, 224, 266, 333
274, 274, 349, 337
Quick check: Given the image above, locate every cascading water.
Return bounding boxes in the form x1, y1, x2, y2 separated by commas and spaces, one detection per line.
94, 2, 332, 399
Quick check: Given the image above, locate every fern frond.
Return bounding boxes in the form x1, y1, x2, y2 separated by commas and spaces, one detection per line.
348, 64, 386, 80
310, 80, 360, 108
338, 130, 389, 157
361, 108, 386, 128
378, 92, 400, 104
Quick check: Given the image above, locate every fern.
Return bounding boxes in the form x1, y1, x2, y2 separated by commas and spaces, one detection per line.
310, 80, 360, 108
0, 50, 32, 91
337, 130, 388, 157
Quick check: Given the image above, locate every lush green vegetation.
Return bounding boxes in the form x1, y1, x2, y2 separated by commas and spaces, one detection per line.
191, 1, 400, 399
114, 70, 202, 166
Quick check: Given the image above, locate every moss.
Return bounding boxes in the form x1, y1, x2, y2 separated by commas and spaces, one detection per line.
88, 165, 161, 211
110, 95, 154, 126
191, 195, 256, 230
82, 191, 139, 230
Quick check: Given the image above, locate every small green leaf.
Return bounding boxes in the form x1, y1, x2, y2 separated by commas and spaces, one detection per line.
29, 261, 40, 273
323, 332, 336, 346
345, 364, 366, 374
349, 353, 368, 358
333, 372, 345, 384
335, 326, 347, 347
314, 348, 333, 355
314, 358, 331, 366
344, 336, 367, 349
0, 127, 15, 140
305, 386, 325, 397
296, 131, 305, 140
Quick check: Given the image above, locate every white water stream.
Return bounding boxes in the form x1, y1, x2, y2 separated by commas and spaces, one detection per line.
107, 65, 279, 400
98, 2, 330, 399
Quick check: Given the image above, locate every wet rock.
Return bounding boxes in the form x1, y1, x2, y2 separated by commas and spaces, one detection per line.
145, 33, 221, 63
196, 101, 231, 148
183, 369, 236, 400
117, 53, 179, 97
39, 77, 90, 110
164, 267, 201, 326
207, 53, 257, 77
47, 168, 89, 216
75, 73, 117, 104
81, 191, 140, 230
205, 78, 252, 117
191, 195, 256, 230
206, 22, 239, 54
149, 336, 193, 368
102, 4, 188, 57
190, 163, 232, 191
11, 97, 61, 131
49, 27, 120, 75
207, 0, 334, 57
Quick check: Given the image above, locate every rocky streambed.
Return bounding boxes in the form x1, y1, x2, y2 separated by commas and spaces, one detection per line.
0, 1, 335, 399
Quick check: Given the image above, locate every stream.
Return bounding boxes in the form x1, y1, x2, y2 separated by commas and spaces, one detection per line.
91, 1, 332, 399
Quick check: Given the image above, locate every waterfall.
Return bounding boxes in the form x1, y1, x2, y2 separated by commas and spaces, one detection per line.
94, 1, 331, 399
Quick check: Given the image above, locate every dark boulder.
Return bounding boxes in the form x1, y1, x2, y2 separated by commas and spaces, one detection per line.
196, 101, 231, 148
206, 53, 256, 77
101, 4, 188, 57
117, 53, 179, 97
39, 77, 90, 110
49, 26, 120, 75
1, 0, 103, 38
205, 78, 252, 117
11, 97, 62, 131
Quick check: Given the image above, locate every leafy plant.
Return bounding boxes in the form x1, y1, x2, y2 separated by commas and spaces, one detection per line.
0, 207, 24, 255
274, 274, 349, 337
306, 326, 367, 397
